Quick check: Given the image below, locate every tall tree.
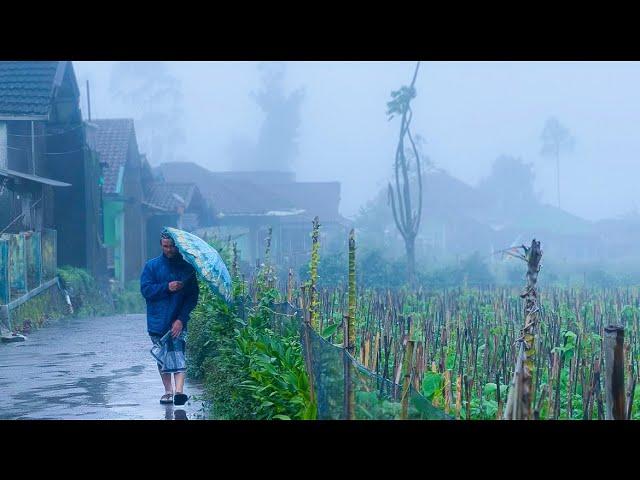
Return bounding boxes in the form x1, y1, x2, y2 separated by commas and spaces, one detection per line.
540, 116, 574, 209
230, 62, 304, 171
478, 155, 538, 214
109, 61, 186, 164
387, 62, 423, 284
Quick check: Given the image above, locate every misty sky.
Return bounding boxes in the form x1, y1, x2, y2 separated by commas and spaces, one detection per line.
74, 61, 640, 222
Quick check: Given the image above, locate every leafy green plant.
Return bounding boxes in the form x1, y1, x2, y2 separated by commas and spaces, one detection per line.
57, 266, 114, 317
112, 280, 145, 314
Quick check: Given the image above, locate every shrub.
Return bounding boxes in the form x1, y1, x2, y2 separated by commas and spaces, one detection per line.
57, 266, 114, 317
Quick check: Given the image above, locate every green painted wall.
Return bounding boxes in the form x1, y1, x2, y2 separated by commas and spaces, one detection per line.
103, 199, 125, 284
103, 200, 124, 247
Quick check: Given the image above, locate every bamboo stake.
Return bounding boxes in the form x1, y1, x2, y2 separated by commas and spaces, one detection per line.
343, 314, 355, 420
363, 334, 371, 369
372, 331, 380, 372
444, 369, 452, 415
309, 217, 320, 330
348, 229, 356, 356
455, 375, 462, 419
401, 340, 415, 419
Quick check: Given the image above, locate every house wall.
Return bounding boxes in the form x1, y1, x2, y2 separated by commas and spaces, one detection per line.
0, 122, 48, 233
122, 137, 144, 282
47, 126, 87, 271
103, 199, 124, 282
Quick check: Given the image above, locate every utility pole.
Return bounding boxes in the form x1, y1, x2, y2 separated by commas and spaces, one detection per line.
86, 80, 92, 121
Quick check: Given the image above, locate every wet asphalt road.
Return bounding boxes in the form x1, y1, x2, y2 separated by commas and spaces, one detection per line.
0, 314, 206, 420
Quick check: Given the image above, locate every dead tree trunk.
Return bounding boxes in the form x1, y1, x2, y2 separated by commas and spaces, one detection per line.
387, 61, 423, 285
503, 239, 543, 420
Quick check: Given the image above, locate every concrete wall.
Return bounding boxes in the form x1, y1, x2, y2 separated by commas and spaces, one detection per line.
1, 278, 67, 333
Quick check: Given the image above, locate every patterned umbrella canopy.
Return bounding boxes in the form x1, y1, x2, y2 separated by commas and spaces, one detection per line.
162, 227, 232, 302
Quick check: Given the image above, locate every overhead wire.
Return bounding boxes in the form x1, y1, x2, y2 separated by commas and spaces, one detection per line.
0, 143, 88, 156
3, 123, 84, 138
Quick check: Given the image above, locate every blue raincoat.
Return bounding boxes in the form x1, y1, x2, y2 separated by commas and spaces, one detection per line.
140, 253, 200, 336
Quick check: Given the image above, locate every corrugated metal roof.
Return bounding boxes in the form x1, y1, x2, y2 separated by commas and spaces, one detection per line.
0, 167, 71, 187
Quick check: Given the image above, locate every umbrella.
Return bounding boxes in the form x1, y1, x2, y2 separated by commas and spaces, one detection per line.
162, 227, 233, 302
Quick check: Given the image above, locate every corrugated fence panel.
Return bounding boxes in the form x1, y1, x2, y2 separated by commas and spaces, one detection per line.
8, 233, 26, 298
25, 231, 42, 290
41, 228, 56, 281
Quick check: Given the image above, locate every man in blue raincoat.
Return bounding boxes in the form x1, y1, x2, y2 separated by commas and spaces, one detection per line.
140, 231, 199, 406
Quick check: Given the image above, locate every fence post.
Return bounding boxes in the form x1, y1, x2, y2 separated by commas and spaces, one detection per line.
400, 340, 415, 420
342, 314, 355, 420
299, 286, 316, 413
604, 325, 625, 420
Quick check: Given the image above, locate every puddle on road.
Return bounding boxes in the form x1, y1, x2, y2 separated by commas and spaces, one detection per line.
0, 314, 206, 420
54, 352, 97, 358
111, 364, 146, 376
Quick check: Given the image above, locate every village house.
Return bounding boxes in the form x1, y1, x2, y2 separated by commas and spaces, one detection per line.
142, 166, 210, 260
157, 161, 351, 274
0, 61, 105, 306
89, 118, 147, 284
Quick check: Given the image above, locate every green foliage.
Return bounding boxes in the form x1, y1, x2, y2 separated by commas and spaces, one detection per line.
236, 322, 316, 420
301, 249, 496, 289
112, 280, 146, 314
386, 85, 416, 120
187, 257, 315, 420
187, 281, 257, 419
421, 371, 443, 401
9, 284, 68, 333
552, 329, 578, 362
355, 390, 403, 420
57, 266, 114, 317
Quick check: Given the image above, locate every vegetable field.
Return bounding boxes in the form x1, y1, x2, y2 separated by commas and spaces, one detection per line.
293, 284, 640, 419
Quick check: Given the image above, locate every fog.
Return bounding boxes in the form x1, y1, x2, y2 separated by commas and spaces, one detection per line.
74, 61, 640, 222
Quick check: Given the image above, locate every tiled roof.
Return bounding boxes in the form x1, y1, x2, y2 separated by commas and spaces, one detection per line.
263, 182, 341, 220
0, 61, 62, 116
145, 182, 197, 211
158, 162, 297, 215
91, 119, 136, 194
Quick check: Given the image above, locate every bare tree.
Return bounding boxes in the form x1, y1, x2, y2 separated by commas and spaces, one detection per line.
387, 61, 423, 284
540, 116, 575, 209
109, 61, 186, 164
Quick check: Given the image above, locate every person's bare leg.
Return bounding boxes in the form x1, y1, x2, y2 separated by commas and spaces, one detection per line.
174, 372, 185, 394
159, 365, 173, 394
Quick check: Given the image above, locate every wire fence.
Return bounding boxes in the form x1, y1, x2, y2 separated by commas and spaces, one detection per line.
264, 300, 451, 420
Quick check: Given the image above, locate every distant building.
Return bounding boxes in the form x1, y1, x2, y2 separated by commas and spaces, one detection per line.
0, 61, 105, 279
157, 162, 351, 273
143, 179, 209, 260
90, 118, 145, 284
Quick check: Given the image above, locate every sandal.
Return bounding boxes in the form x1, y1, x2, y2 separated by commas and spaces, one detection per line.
160, 393, 174, 404
174, 393, 188, 406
